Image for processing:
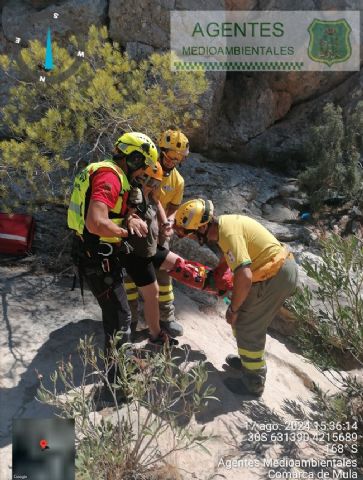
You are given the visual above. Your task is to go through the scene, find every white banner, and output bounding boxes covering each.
[171,10,360,71]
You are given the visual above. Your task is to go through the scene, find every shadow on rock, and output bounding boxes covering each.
[0,318,103,449]
[137,344,260,426]
[228,401,347,479]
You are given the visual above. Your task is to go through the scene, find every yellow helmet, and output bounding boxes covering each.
[114,132,158,168]
[175,199,214,230]
[158,129,189,156]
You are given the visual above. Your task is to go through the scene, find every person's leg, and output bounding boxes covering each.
[153,248,183,336]
[124,273,140,336]
[226,258,298,395]
[138,280,160,338]
[158,250,180,271]
[125,256,161,338]
[79,258,131,384]
[155,268,176,320]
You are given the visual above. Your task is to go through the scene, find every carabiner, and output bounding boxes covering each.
[98,242,113,257]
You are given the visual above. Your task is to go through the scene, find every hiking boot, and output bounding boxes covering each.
[224,364,267,397]
[160,319,183,337]
[225,354,243,371]
[92,382,130,410]
[130,321,138,342]
[223,376,264,397]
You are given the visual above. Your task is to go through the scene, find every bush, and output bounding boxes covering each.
[36,334,217,480]
[0,25,208,210]
[289,233,363,369]
[288,233,363,467]
[310,376,363,467]
[298,102,363,212]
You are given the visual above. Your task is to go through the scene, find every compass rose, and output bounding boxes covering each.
[2,1,86,84]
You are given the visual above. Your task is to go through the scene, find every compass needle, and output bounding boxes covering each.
[44,27,54,72]
[2,1,85,84]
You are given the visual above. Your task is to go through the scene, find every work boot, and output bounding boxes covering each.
[130,320,138,341]
[160,319,183,337]
[92,382,130,410]
[225,354,243,371]
[224,365,267,397]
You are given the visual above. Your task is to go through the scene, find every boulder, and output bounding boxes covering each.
[206,0,363,166]
[262,202,299,223]
[2,0,108,45]
[109,0,226,150]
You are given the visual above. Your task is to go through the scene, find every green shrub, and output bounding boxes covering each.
[289,233,363,369]
[36,334,217,480]
[310,376,363,467]
[298,102,363,212]
[0,25,208,210]
[288,234,363,467]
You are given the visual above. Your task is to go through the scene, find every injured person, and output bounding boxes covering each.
[123,166,234,346]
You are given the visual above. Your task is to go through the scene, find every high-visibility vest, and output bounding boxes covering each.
[67,160,130,244]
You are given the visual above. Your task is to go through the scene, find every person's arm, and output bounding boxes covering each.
[86,170,148,238]
[86,200,148,238]
[225,265,252,327]
[157,200,174,237]
[86,200,128,238]
[165,203,179,219]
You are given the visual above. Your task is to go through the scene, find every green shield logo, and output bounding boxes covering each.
[308,19,352,67]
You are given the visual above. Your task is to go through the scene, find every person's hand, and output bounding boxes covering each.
[128,214,148,237]
[226,305,238,327]
[161,220,174,238]
[128,187,143,206]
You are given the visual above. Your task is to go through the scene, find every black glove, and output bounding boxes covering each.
[149,330,179,347]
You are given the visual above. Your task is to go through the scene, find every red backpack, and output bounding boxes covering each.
[0,213,35,255]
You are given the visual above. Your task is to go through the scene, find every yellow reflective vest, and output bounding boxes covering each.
[67,160,130,244]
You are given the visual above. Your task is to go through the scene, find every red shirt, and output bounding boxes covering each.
[90,170,121,209]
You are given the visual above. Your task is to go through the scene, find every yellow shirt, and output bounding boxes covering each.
[159,169,184,210]
[218,215,283,272]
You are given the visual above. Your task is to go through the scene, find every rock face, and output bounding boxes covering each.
[0,0,362,167]
[1,0,108,44]
[211,69,362,171]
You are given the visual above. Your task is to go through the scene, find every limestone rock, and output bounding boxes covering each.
[189,71,226,151]
[109,0,225,49]
[262,202,299,223]
[278,183,300,198]
[2,0,108,45]
[171,237,220,267]
[125,41,154,61]
[220,68,362,171]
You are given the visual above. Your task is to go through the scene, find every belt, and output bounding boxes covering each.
[252,248,294,283]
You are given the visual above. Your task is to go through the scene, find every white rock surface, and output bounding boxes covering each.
[0,266,346,479]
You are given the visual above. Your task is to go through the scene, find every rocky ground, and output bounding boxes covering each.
[0,265,353,480]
